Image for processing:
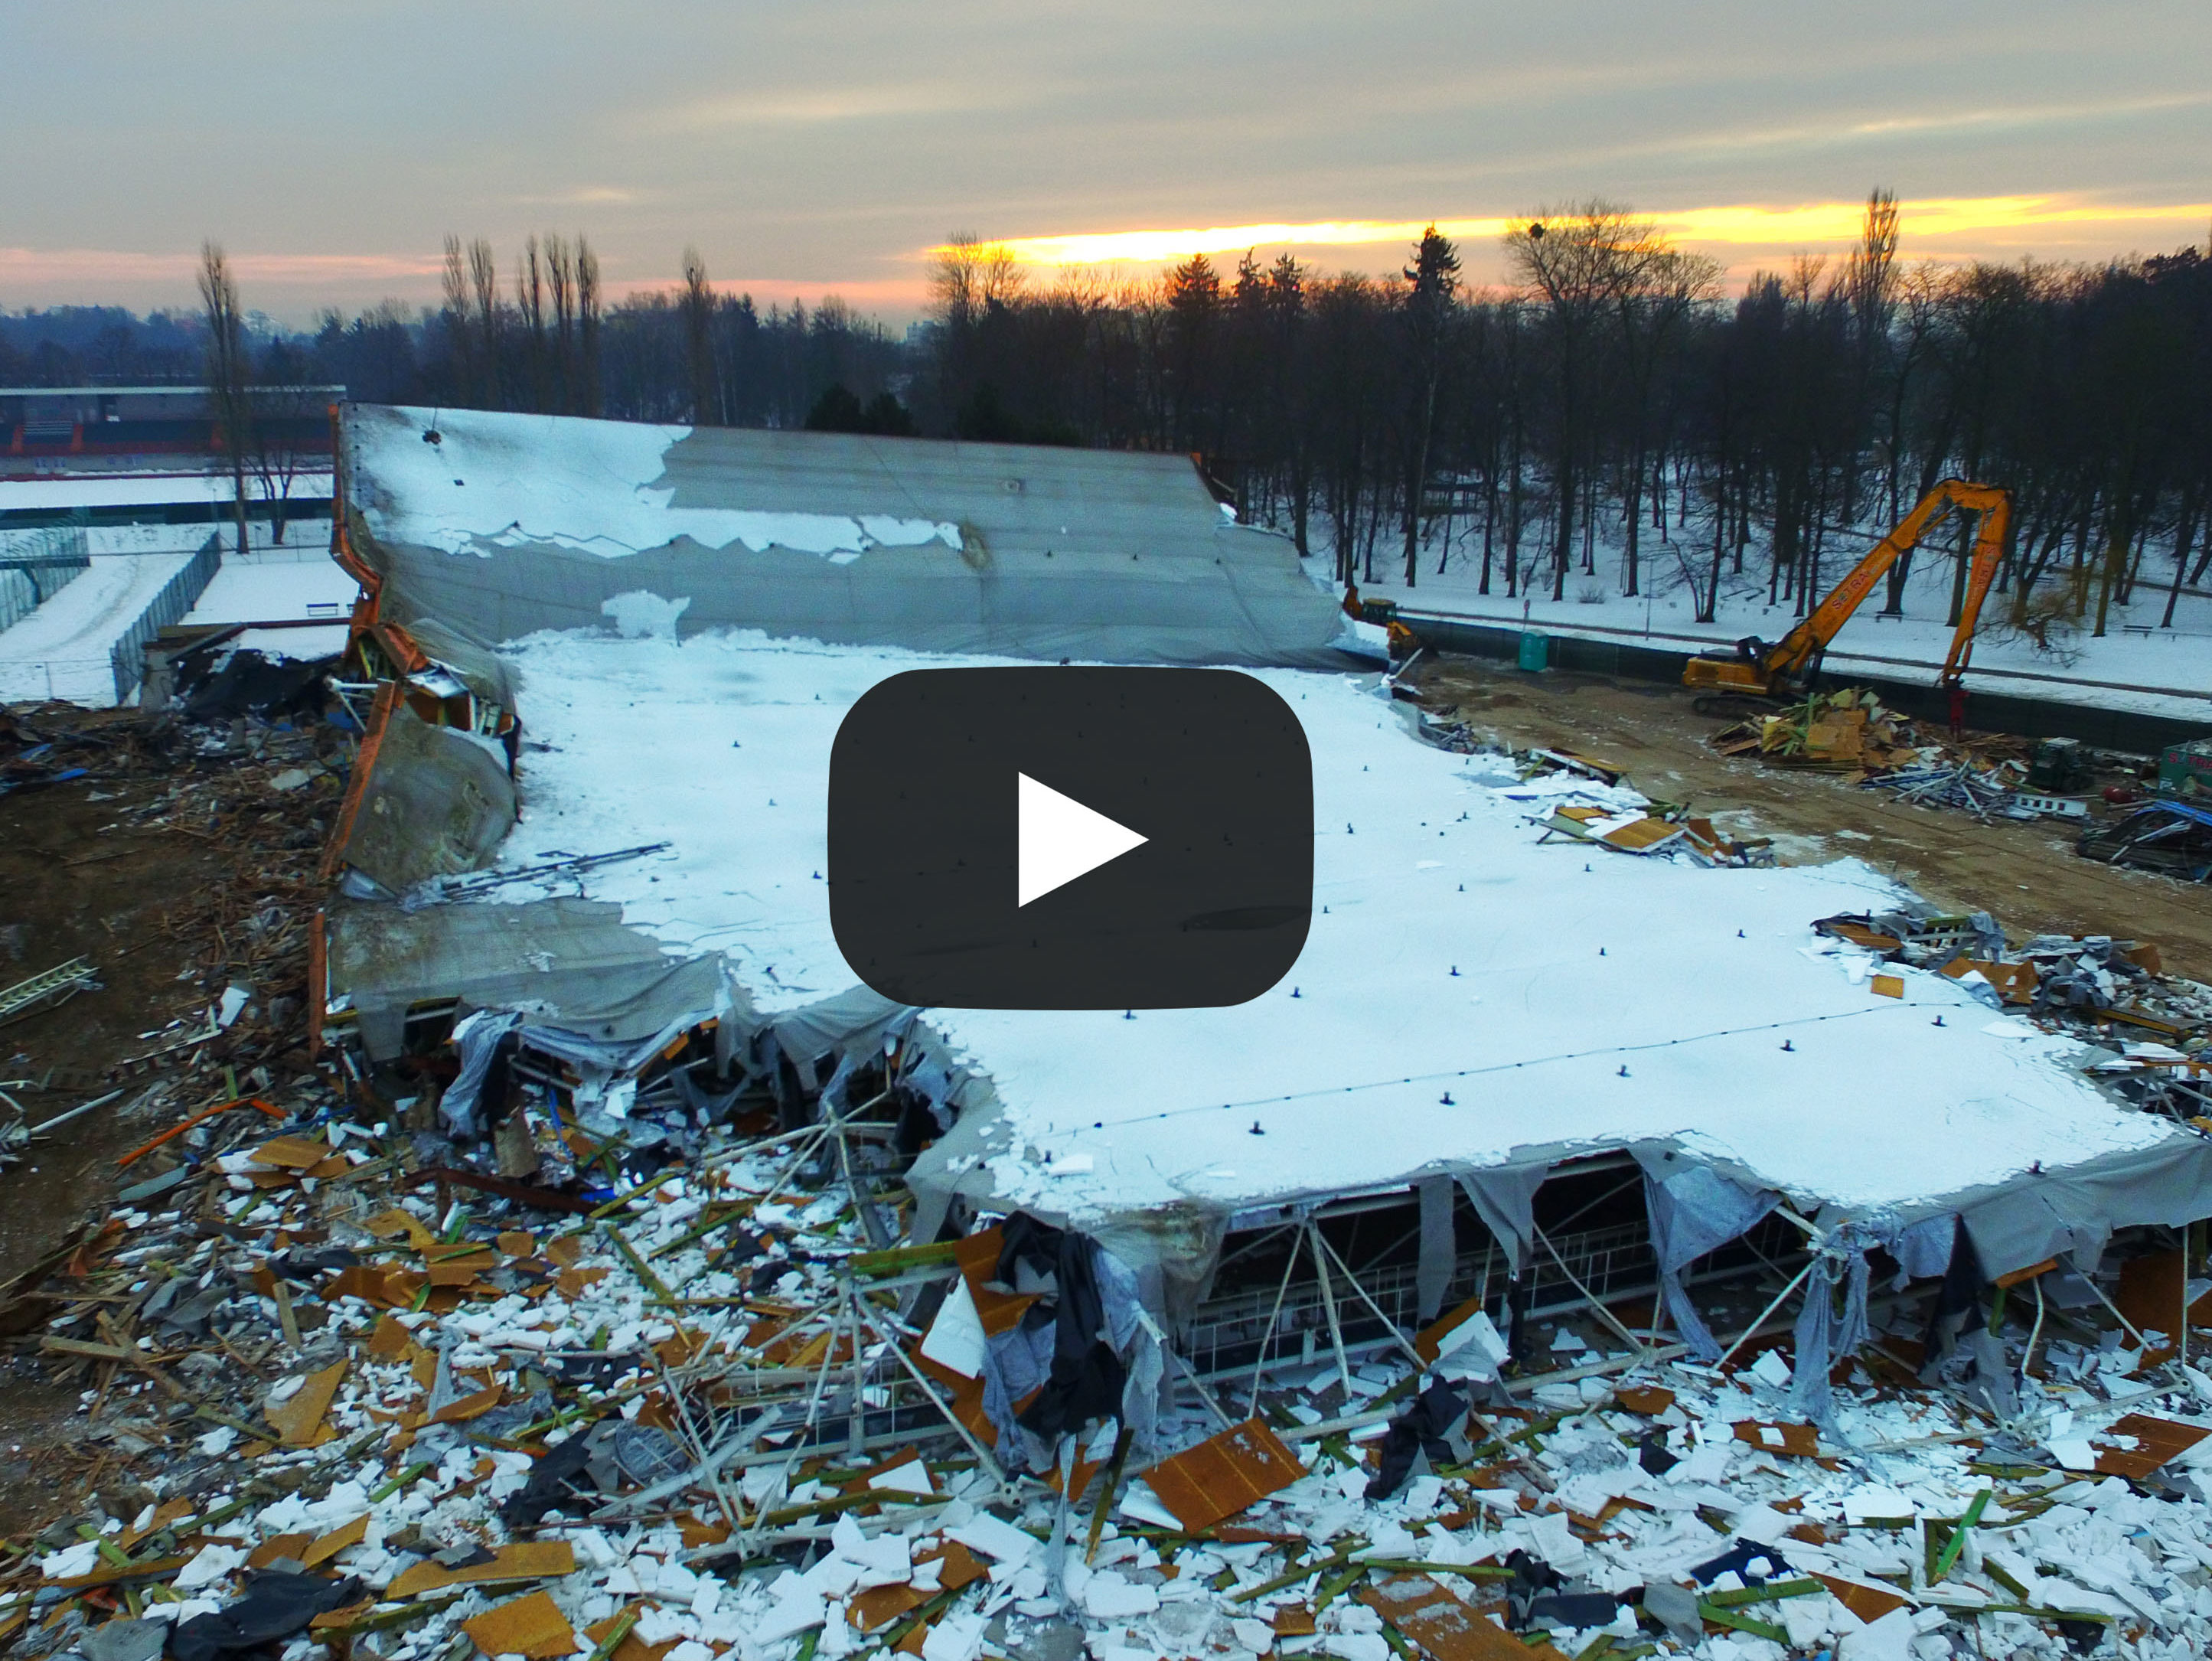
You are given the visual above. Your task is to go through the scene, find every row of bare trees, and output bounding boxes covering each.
[913,197,2212,635]
[174,197,2212,635]
[440,233,603,416]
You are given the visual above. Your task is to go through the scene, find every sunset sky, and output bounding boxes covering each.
[4,0,2207,321]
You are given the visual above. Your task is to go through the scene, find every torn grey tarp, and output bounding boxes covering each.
[441,1009,522,1139]
[339,703,515,893]
[1786,1220,1876,1428]
[1458,1161,1548,1278]
[326,896,736,1062]
[1949,1135,2212,1281]
[765,984,918,1084]
[1639,1150,1780,1362]
[1891,1212,1959,1285]
[1417,1177,1454,1323]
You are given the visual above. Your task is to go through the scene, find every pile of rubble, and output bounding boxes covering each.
[1710,690,1924,775]
[1,706,168,801]
[0,700,341,1128]
[1412,728,1775,870]
[11,1082,2212,1661]
[1707,691,2162,830]
[12,680,2212,1661]
[2079,801,2212,885]
[1812,903,2212,1125]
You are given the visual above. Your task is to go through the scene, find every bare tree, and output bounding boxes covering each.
[681,247,717,424]
[442,235,476,401]
[929,232,1024,328]
[197,241,255,556]
[250,339,318,544]
[517,237,548,412]
[1838,188,1900,535]
[468,238,501,406]
[1614,243,1721,596]
[577,235,602,417]
[546,233,576,413]
[1504,201,1657,599]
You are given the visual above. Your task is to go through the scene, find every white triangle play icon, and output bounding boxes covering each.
[1018,773,1148,907]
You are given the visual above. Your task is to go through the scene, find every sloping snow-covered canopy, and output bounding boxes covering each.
[344,404,1344,665]
[481,628,2205,1280]
[323,404,2212,1328]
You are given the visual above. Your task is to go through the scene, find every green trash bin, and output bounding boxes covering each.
[1516,631,1549,673]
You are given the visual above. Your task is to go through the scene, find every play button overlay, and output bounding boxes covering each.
[1017,774,1147,906]
[829,667,1312,1010]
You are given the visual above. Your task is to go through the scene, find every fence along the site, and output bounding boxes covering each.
[0,526,92,633]
[109,535,221,703]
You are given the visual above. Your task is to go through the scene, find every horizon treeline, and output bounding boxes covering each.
[7,193,2210,635]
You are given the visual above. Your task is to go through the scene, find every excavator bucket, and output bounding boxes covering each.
[1682,656,1770,693]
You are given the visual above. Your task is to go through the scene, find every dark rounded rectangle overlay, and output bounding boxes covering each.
[829,667,1313,1010]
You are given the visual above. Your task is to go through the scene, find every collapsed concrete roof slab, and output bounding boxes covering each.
[328,693,515,896]
[326,894,728,1061]
[342,404,1345,665]
[481,627,2196,1277]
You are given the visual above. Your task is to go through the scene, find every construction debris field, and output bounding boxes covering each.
[0,703,339,1269]
[7,403,2212,1661]
[1403,656,2212,982]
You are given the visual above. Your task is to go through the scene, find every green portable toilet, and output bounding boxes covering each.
[1517,631,1549,673]
[2161,738,2212,798]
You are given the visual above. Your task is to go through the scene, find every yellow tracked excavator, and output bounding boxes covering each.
[1682,479,2012,707]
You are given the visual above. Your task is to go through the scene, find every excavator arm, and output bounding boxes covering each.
[1935,485,2012,688]
[1686,479,2012,699]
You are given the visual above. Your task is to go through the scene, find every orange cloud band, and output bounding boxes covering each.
[974,197,2212,266]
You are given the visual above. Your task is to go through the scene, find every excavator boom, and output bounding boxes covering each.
[1683,480,2012,700]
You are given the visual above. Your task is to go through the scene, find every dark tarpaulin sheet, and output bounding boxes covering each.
[1947,1135,2212,1281]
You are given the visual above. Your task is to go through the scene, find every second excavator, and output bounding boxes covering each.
[1682,479,2012,709]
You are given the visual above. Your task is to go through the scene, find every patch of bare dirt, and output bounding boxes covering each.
[1408,657,2212,980]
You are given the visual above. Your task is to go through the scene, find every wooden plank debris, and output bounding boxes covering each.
[1139,1417,1306,1533]
[387,1542,577,1598]
[462,1591,576,1659]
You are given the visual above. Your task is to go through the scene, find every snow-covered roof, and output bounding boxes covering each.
[328,403,2208,1278]
[484,628,2182,1238]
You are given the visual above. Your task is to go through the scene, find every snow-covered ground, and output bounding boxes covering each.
[185,535,357,628]
[0,551,191,703]
[0,471,333,512]
[487,627,2171,1224]
[1346,524,2212,721]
